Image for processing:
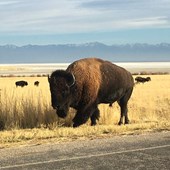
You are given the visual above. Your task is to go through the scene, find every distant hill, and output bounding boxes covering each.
[0,42,170,63]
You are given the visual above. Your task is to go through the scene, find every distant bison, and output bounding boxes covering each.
[15,80,28,87]
[34,81,39,86]
[135,76,151,83]
[48,58,134,127]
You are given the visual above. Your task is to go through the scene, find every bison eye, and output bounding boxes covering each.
[61,89,69,97]
[61,90,66,97]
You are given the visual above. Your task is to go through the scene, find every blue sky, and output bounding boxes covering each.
[0,0,170,46]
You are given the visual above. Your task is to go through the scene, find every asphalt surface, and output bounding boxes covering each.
[0,131,170,170]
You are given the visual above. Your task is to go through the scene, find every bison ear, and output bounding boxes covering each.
[66,73,75,87]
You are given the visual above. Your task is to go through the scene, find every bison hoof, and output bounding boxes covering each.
[125,120,129,124]
[118,121,123,126]
[91,122,97,126]
[73,123,79,128]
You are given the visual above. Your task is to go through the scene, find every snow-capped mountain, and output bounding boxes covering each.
[0,42,170,63]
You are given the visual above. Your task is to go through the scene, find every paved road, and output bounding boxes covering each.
[0,131,170,170]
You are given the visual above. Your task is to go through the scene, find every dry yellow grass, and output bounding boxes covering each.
[0,75,170,147]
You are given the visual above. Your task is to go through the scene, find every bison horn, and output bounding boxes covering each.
[68,73,75,87]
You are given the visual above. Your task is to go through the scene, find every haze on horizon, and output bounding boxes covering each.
[0,0,170,46]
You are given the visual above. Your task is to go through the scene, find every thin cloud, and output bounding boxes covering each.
[126,17,169,28]
[0,0,20,6]
[0,0,170,35]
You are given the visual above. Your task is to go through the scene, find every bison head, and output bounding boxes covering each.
[146,77,151,81]
[48,70,75,118]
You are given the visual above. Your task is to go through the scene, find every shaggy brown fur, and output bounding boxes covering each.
[67,58,102,106]
[48,58,134,127]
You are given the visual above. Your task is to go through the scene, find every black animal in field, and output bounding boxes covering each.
[48,58,134,127]
[15,80,28,87]
[34,81,39,86]
[135,76,151,83]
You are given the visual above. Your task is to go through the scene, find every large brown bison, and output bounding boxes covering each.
[48,58,134,127]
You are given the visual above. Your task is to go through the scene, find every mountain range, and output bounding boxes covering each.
[0,42,170,63]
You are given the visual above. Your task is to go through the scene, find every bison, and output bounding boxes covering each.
[135,76,151,83]
[48,58,134,127]
[15,80,28,87]
[34,81,40,86]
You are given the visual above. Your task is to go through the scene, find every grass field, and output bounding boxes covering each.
[0,75,170,147]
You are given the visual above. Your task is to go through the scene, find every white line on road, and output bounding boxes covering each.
[0,144,170,169]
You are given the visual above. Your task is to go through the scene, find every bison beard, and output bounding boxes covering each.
[48,58,134,127]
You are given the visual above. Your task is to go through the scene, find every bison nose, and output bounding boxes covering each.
[52,105,60,110]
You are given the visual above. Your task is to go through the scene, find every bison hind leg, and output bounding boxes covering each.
[90,108,100,126]
[118,104,129,125]
[118,88,133,125]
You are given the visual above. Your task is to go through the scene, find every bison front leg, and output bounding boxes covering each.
[73,105,97,127]
[90,108,100,126]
